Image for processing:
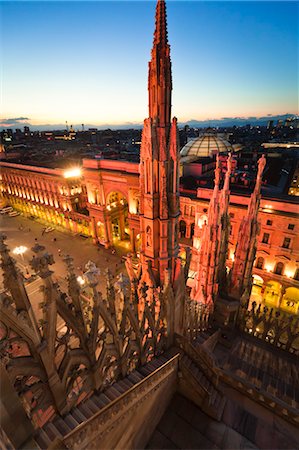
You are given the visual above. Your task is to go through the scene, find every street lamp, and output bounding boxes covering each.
[63,168,82,179]
[77,275,85,286]
[13,245,28,262]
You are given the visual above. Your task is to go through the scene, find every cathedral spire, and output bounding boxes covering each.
[229,155,266,303]
[135,0,180,290]
[153,0,168,47]
[148,0,172,127]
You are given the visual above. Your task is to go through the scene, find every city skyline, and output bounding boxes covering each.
[1,1,298,129]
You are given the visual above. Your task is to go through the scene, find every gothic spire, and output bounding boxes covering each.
[135,0,180,291]
[148,0,172,127]
[153,0,168,48]
[229,155,266,301]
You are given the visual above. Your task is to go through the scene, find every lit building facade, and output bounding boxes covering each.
[188,188,299,314]
[0,162,90,235]
[1,158,298,313]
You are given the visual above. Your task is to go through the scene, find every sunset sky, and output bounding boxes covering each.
[1,1,298,128]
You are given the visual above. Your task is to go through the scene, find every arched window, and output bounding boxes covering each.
[274,262,284,276]
[190,223,195,238]
[146,226,152,247]
[256,257,264,270]
[179,220,186,238]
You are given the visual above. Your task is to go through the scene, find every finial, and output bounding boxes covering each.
[153,0,168,47]
[30,244,54,278]
[223,152,232,191]
[214,153,221,187]
[83,261,101,287]
[254,154,266,193]
[257,154,266,177]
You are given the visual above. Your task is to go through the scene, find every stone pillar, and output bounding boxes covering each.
[91,217,98,244]
[65,217,70,230]
[0,364,37,449]
[185,223,191,239]
[104,214,112,248]
[119,210,126,240]
[130,228,136,254]
[279,286,286,308]
[73,220,78,234]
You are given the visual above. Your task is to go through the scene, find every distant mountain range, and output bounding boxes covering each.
[0,114,297,132]
[179,114,297,129]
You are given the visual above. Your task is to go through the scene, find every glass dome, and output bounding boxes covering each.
[180,133,235,159]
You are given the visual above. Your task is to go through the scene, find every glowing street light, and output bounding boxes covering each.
[13,246,28,269]
[63,168,82,179]
[77,275,85,286]
[13,245,28,257]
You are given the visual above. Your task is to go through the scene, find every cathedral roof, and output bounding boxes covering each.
[180,133,241,160]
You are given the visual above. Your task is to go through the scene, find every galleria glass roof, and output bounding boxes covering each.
[180,133,234,158]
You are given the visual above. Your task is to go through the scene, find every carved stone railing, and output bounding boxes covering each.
[183,298,210,341]
[175,334,220,388]
[0,235,172,428]
[62,354,179,450]
[239,302,299,355]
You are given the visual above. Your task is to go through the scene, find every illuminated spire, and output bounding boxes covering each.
[135,0,180,289]
[229,155,266,302]
[153,0,168,47]
[148,0,172,127]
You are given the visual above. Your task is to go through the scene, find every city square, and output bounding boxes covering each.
[0,0,298,449]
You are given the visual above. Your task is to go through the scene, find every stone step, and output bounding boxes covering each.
[52,416,72,436]
[91,394,106,409]
[209,388,218,406]
[35,428,52,450]
[43,422,63,441]
[112,382,126,395]
[190,365,200,377]
[85,398,100,414]
[97,392,112,406]
[105,385,122,401]
[127,371,144,384]
[71,407,87,423]
[181,354,192,369]
[117,378,134,391]
[78,402,94,419]
[139,365,153,376]
[64,413,79,430]
[182,354,211,391]
[146,359,164,371]
[36,353,175,445]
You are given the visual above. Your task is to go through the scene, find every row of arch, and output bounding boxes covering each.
[2,171,62,194]
[251,275,299,315]
[255,256,299,280]
[179,220,195,239]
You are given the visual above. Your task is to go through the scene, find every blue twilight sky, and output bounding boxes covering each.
[0,1,298,128]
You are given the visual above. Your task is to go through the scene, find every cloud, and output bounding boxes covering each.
[0,117,30,128]
[1,117,29,124]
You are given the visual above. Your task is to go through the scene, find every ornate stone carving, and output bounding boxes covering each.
[0,236,169,427]
[239,301,299,355]
[229,155,266,301]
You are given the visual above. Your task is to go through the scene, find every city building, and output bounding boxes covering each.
[1,146,298,313]
[0,1,299,449]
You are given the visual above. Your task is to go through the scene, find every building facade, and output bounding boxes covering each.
[0,1,298,448]
[1,158,299,313]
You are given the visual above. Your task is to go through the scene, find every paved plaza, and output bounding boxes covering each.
[0,213,127,315]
